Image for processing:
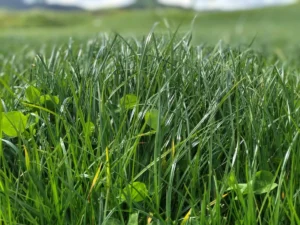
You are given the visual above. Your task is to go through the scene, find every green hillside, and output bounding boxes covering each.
[0,2,299,54]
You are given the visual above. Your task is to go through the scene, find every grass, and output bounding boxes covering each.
[1,5,300,225]
[1,3,300,53]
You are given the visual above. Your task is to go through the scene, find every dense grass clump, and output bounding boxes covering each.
[1,32,300,225]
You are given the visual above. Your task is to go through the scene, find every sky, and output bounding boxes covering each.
[193,0,296,10]
[45,0,134,9]
[26,0,297,10]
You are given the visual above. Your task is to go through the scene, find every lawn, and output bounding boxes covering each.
[1,4,300,225]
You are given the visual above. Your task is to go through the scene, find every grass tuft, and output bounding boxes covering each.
[0,30,300,224]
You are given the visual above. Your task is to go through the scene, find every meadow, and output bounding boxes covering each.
[1,3,300,225]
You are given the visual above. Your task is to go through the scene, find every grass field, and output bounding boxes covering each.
[1,4,300,225]
[1,3,300,52]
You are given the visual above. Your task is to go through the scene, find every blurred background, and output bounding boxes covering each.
[0,0,299,56]
[1,0,297,10]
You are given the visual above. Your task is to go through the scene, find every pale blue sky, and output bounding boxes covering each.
[46,0,134,9]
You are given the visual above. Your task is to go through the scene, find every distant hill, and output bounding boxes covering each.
[29,3,83,11]
[0,0,30,9]
[0,0,183,11]
[127,0,161,9]
[0,0,83,11]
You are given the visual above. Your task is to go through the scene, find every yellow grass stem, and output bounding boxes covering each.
[87,163,102,202]
[23,145,30,171]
